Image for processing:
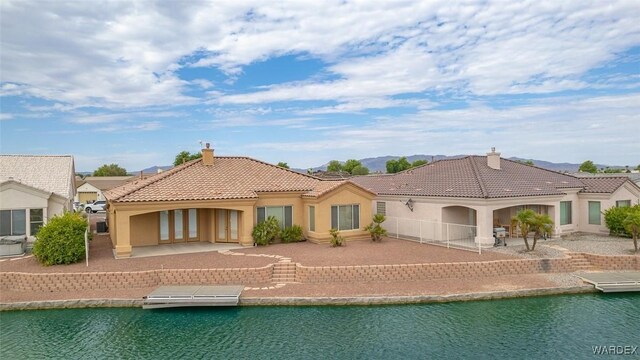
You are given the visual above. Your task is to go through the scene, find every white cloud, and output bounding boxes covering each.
[2,0,639,113]
[247,93,640,166]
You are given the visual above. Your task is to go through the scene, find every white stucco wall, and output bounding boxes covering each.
[0,182,71,239]
[578,183,640,234]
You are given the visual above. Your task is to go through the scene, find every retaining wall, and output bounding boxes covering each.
[295,257,577,283]
[1,266,273,292]
[581,253,640,270]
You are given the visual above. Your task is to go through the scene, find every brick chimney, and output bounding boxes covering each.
[487,147,501,170]
[202,142,214,166]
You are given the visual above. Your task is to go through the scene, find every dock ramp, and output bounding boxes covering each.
[143,285,244,309]
[578,272,640,293]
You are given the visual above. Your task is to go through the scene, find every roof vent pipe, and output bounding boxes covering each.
[487,147,501,170]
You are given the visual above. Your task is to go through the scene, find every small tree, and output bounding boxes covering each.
[173,151,202,166]
[364,214,387,241]
[93,163,127,176]
[411,159,428,167]
[512,209,535,251]
[579,160,598,174]
[277,162,290,169]
[351,165,370,175]
[342,159,362,174]
[329,228,345,247]
[622,208,640,252]
[386,157,412,173]
[327,160,343,172]
[32,212,89,266]
[528,213,554,251]
[604,206,633,237]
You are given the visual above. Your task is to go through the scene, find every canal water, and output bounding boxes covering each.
[1,293,638,359]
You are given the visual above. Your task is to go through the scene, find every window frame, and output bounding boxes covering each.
[309,206,315,232]
[330,204,360,231]
[376,201,386,215]
[616,200,631,208]
[256,205,293,229]
[560,201,572,225]
[588,201,601,225]
[29,208,44,236]
[0,209,27,236]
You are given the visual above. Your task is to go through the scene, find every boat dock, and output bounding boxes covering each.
[143,285,244,309]
[578,272,640,293]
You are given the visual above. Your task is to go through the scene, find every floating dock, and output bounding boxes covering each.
[143,285,244,309]
[578,272,640,293]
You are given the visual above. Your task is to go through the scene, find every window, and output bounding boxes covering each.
[188,209,198,238]
[560,201,572,225]
[616,200,631,208]
[376,201,386,215]
[588,201,601,225]
[30,209,44,236]
[331,204,360,231]
[257,206,293,229]
[0,209,26,236]
[309,206,315,232]
[159,211,169,241]
[174,210,183,240]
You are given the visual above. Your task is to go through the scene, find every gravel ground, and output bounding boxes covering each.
[236,238,516,266]
[485,232,639,258]
[0,235,276,274]
[545,232,638,256]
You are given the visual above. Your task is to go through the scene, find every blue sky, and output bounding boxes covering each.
[1,1,639,172]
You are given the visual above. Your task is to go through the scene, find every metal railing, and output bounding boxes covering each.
[382,216,481,254]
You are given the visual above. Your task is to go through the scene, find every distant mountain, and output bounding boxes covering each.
[138,165,173,174]
[295,155,621,174]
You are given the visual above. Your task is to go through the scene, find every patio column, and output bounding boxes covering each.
[114,211,132,258]
[474,207,494,246]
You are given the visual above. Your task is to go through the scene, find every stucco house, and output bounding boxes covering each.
[352,149,640,247]
[104,145,375,258]
[75,176,135,203]
[0,155,76,240]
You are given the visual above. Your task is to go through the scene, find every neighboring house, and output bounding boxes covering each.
[571,172,640,187]
[352,149,640,246]
[75,176,135,203]
[104,145,375,258]
[311,170,353,179]
[0,155,76,240]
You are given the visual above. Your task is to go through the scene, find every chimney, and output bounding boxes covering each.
[202,142,214,166]
[487,147,501,170]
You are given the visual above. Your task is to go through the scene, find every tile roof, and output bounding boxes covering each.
[352,156,589,199]
[0,155,75,199]
[578,177,631,193]
[106,156,370,203]
[302,180,376,198]
[81,176,136,191]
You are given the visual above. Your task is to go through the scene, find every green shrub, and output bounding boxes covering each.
[32,212,89,266]
[364,214,387,241]
[604,205,639,237]
[252,216,281,246]
[281,225,304,243]
[329,228,345,247]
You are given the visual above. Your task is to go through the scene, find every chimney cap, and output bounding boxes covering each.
[205,142,210,149]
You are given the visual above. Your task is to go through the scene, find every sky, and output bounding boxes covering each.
[1,0,639,172]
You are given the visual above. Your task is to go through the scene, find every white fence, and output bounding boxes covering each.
[382,216,481,253]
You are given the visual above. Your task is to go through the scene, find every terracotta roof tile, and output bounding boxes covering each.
[105,157,322,202]
[352,156,587,199]
[578,177,630,193]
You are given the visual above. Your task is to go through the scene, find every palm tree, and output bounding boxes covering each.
[622,210,640,252]
[512,209,535,251]
[528,213,554,251]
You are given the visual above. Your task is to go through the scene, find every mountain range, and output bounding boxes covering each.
[296,155,624,174]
